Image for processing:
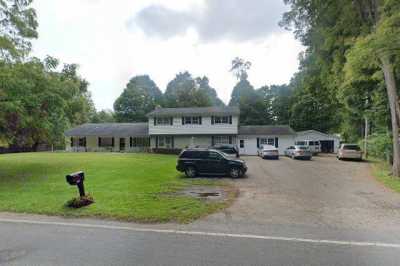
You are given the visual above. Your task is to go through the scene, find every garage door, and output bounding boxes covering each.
[320,140,334,153]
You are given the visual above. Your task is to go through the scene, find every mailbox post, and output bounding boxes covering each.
[66,171,85,197]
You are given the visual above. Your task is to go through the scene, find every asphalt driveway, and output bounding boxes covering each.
[188,155,400,242]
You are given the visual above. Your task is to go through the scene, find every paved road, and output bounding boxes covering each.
[2,155,400,265]
[1,217,400,266]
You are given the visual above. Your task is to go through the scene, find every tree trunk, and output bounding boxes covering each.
[364,116,369,159]
[380,55,400,177]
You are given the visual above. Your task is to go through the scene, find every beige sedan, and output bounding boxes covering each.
[337,144,363,160]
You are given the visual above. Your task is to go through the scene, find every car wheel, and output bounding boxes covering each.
[229,167,242,178]
[185,166,197,178]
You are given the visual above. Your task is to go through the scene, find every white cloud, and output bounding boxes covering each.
[31,0,304,110]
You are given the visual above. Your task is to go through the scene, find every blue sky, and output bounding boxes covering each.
[32,0,304,110]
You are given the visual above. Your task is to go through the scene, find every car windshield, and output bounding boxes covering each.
[296,146,309,150]
[343,145,361,151]
[221,149,236,154]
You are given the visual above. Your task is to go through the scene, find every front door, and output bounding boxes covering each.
[119,138,125,151]
[239,139,245,155]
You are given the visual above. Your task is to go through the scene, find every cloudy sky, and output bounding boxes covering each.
[32,0,304,110]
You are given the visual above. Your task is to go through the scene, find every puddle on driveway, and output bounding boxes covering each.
[181,186,226,201]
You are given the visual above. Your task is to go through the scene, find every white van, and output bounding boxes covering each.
[295,140,321,155]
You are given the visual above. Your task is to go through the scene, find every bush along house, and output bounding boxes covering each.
[64,106,298,155]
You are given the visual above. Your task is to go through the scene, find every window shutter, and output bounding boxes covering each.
[70,137,73,147]
[275,137,279,148]
[257,138,260,148]
[229,136,232,144]
[130,137,133,147]
[170,117,173,125]
[211,136,215,146]
[155,136,159,148]
[182,117,185,125]
[98,137,101,147]
[171,136,175,148]
[199,116,202,125]
[112,137,114,147]
[84,137,87,147]
[229,116,232,124]
[211,116,214,125]
[154,117,156,126]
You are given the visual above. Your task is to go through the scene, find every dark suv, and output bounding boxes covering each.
[176,148,247,178]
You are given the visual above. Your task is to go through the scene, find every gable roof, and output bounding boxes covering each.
[64,123,148,137]
[238,125,295,135]
[147,106,240,117]
[296,130,340,139]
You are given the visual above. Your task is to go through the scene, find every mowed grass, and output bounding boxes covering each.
[372,161,400,193]
[0,152,234,223]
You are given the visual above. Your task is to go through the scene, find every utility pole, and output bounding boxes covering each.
[364,116,369,159]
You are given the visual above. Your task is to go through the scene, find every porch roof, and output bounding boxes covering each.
[65,123,149,137]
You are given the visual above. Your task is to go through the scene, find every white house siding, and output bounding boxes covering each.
[295,131,340,153]
[237,135,295,155]
[150,135,237,149]
[149,116,238,135]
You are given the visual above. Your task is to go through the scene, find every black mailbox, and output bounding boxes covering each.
[66,171,86,197]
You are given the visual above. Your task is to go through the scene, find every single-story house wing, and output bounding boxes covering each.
[238,125,296,155]
[64,123,150,152]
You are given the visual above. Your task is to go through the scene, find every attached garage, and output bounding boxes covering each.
[295,130,341,153]
[238,126,296,155]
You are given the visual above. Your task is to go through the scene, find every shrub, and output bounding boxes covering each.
[66,195,94,208]
[362,132,392,162]
[152,148,182,155]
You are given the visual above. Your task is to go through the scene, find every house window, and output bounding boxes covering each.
[212,116,231,124]
[240,140,244,148]
[157,136,173,148]
[260,138,275,146]
[214,136,230,145]
[99,137,114,147]
[155,117,172,125]
[130,137,150,147]
[78,137,86,147]
[182,116,202,125]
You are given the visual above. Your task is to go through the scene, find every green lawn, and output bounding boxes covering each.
[0,152,234,223]
[372,161,400,193]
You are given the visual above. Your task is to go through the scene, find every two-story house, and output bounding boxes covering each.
[65,106,297,155]
[147,106,240,150]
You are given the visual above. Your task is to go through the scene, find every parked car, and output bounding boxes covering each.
[337,144,363,161]
[295,140,321,155]
[176,148,247,178]
[285,145,312,160]
[257,145,279,159]
[211,144,239,158]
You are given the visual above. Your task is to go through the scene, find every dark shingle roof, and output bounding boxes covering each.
[238,125,295,135]
[147,106,239,117]
[64,123,148,137]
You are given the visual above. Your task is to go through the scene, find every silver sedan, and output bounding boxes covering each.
[285,145,312,160]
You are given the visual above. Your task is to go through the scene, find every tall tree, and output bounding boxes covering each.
[114,75,162,122]
[195,76,225,106]
[0,0,38,60]
[229,79,256,106]
[0,57,93,148]
[90,110,115,123]
[282,0,400,176]
[164,72,212,108]
[230,57,252,81]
